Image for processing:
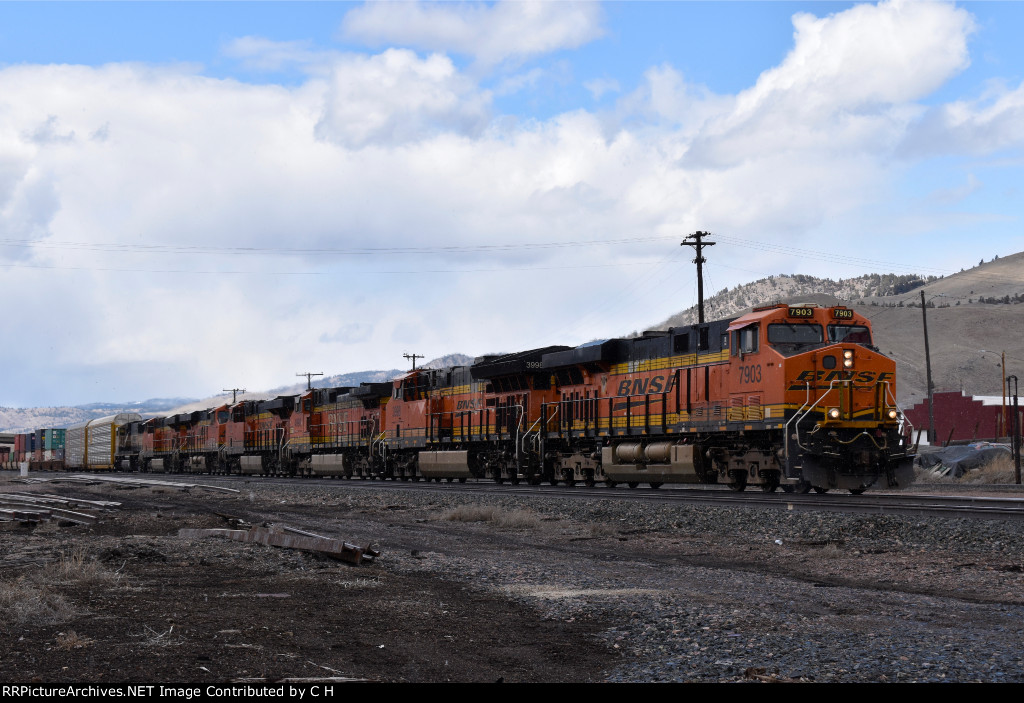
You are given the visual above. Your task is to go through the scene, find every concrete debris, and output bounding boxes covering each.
[178,525,380,565]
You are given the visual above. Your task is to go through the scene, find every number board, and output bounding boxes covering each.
[832,309,855,319]
[788,307,815,318]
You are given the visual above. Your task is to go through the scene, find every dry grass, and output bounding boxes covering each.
[917,452,1020,484]
[587,522,619,537]
[958,454,1018,484]
[0,578,77,626]
[55,629,95,650]
[443,504,542,529]
[0,547,124,629]
[42,548,123,587]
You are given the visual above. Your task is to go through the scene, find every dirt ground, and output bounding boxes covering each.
[3,473,1024,684]
[0,476,618,684]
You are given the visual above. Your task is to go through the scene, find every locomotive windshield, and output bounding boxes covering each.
[828,325,872,344]
[767,323,824,354]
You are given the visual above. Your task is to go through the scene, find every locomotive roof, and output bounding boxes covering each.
[542,318,737,369]
[351,382,392,398]
[470,345,571,380]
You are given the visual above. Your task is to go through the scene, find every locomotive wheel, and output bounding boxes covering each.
[849,488,867,495]
[511,477,521,485]
[795,481,812,494]
[761,483,778,493]
[727,482,746,492]
[648,482,662,489]
[458,477,467,483]
[813,486,829,494]
[627,481,639,489]
[584,478,595,488]
[605,479,618,488]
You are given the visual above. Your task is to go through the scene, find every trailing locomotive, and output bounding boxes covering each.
[18,302,915,494]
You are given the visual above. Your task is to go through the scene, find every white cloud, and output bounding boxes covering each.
[315,49,491,147]
[899,79,1024,157]
[340,0,605,70]
[583,77,620,101]
[222,36,328,73]
[687,0,975,168]
[0,0,1016,408]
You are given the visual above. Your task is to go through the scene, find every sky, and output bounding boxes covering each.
[1,0,1023,407]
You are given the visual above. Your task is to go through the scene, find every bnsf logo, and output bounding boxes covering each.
[788,370,892,390]
[456,400,483,410]
[616,375,678,396]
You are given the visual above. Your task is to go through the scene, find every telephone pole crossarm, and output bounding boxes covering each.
[682,231,716,324]
[296,372,324,391]
[222,388,246,404]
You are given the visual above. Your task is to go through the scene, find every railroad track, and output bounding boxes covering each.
[18,470,1024,523]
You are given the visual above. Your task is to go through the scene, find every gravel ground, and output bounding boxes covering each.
[256,480,1024,683]
[4,475,1024,682]
[378,486,1024,682]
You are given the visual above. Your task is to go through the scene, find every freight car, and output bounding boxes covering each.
[21,303,915,494]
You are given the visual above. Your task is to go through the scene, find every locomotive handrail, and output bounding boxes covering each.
[785,380,840,458]
[881,380,915,447]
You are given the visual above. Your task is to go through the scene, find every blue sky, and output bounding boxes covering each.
[0,1,1022,407]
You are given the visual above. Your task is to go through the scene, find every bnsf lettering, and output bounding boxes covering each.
[615,374,678,397]
[789,370,892,390]
[456,400,482,410]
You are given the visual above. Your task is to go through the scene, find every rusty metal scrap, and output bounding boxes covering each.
[178,525,380,565]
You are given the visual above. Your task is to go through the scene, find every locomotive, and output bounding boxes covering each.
[57,301,908,494]
[8,302,914,494]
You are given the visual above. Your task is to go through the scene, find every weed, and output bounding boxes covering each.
[42,548,122,587]
[55,630,94,650]
[443,504,541,529]
[0,578,77,626]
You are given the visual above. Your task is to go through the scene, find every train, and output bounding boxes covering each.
[4,302,916,494]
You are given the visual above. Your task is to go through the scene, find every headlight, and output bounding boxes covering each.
[828,408,841,420]
[887,409,899,420]
[843,349,854,368]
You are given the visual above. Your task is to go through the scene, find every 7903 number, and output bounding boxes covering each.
[739,364,762,384]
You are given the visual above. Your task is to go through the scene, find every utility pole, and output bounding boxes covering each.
[222,388,246,404]
[403,352,424,370]
[1002,352,1008,437]
[682,231,715,324]
[1008,375,1020,485]
[296,372,323,391]
[921,290,936,444]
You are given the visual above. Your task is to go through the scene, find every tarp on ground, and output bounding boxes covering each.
[915,443,1012,478]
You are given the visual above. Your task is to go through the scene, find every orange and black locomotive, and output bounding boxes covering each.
[64,303,914,494]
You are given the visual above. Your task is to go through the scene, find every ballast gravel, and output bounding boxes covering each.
[320,483,1024,683]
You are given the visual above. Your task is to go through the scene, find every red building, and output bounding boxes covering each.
[904,391,1022,443]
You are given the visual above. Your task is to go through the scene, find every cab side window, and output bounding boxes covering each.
[737,325,758,354]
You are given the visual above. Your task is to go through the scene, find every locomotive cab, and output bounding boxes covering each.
[728,303,914,492]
